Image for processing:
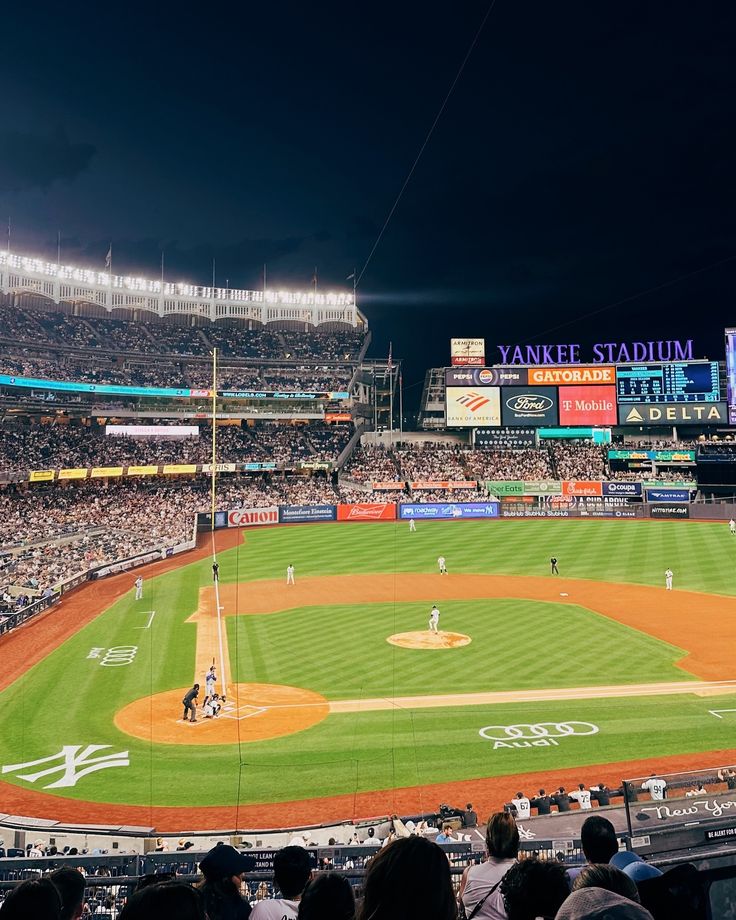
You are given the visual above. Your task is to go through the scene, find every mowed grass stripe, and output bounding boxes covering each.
[228,600,689,697]
[223,519,736,595]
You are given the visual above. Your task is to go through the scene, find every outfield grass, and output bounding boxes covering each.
[0,518,733,809]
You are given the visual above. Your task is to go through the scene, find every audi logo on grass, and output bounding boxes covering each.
[479,721,599,749]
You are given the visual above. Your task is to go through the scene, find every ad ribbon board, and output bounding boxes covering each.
[279,504,337,523]
[399,502,499,519]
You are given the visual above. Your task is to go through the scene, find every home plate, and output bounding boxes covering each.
[560,592,569,597]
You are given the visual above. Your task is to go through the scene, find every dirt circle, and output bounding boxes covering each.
[114,682,330,746]
[387,630,472,649]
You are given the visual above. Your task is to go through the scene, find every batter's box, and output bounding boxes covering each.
[221,701,268,721]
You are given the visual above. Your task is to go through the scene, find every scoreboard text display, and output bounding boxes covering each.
[616,361,720,403]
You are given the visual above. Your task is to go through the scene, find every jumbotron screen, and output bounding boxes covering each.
[616,361,720,403]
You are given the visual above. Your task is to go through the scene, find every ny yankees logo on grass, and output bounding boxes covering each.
[2,745,129,789]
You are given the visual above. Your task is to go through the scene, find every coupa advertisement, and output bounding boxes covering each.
[399,502,499,520]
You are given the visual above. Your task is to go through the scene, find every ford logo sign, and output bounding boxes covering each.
[506,394,553,412]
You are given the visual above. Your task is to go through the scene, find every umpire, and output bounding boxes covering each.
[182,683,200,723]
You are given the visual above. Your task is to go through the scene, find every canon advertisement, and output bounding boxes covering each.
[227,507,279,527]
[501,387,558,426]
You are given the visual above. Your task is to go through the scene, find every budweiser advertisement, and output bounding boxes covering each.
[371,481,403,490]
[558,386,617,425]
[227,506,279,527]
[337,502,397,521]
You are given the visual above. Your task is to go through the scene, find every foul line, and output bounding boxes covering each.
[135,611,156,630]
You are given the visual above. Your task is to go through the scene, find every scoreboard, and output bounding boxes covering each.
[616,361,720,403]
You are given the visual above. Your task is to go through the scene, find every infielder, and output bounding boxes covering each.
[730,519,736,535]
[286,564,295,585]
[428,604,440,632]
[409,518,416,532]
[134,575,143,600]
[665,567,673,590]
[550,557,559,575]
[437,555,447,574]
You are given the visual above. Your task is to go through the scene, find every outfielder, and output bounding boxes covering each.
[286,564,295,585]
[730,519,736,535]
[134,575,143,600]
[665,567,673,590]
[437,555,447,574]
[409,518,416,532]
[428,604,440,632]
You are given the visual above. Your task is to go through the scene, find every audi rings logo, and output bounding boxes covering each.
[100,646,138,667]
[479,721,599,750]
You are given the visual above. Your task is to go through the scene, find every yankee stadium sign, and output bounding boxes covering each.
[496,340,693,365]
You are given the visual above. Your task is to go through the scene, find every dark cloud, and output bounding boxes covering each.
[0,128,95,193]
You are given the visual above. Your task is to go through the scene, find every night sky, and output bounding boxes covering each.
[2,2,736,410]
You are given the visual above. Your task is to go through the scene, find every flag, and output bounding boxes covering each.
[105,245,112,270]
[383,343,393,381]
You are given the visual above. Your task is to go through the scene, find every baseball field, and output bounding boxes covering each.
[2,517,736,830]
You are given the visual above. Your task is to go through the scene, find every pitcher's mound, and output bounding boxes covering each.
[114,682,329,746]
[387,631,471,649]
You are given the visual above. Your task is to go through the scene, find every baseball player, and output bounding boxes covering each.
[665,567,673,590]
[428,604,440,632]
[286,564,295,585]
[212,561,219,581]
[409,518,416,532]
[730,519,736,535]
[437,555,447,575]
[134,575,143,600]
[205,664,216,698]
[550,556,559,575]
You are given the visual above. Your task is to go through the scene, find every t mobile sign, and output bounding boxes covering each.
[559,386,617,425]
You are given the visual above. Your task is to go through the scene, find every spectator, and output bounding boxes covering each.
[554,888,654,919]
[572,865,641,902]
[119,882,207,920]
[500,858,570,920]
[251,846,312,920]
[458,812,519,919]
[358,836,456,920]
[47,868,86,920]
[0,878,62,919]
[298,872,355,920]
[435,824,457,844]
[567,815,620,884]
[462,803,478,828]
[196,843,255,920]
[609,852,663,884]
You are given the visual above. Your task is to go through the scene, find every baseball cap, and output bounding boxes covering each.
[200,844,256,878]
[610,850,663,881]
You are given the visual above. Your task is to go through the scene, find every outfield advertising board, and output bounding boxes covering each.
[523,480,563,495]
[445,386,501,427]
[450,337,485,366]
[409,480,477,490]
[228,507,279,527]
[602,481,642,497]
[618,402,727,425]
[645,488,692,502]
[563,480,603,497]
[445,367,528,387]
[474,427,536,449]
[501,387,558,426]
[528,366,615,385]
[608,449,696,462]
[485,481,524,495]
[371,481,404,490]
[649,503,690,517]
[399,502,499,519]
[279,504,337,523]
[337,502,397,521]
[558,386,617,425]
